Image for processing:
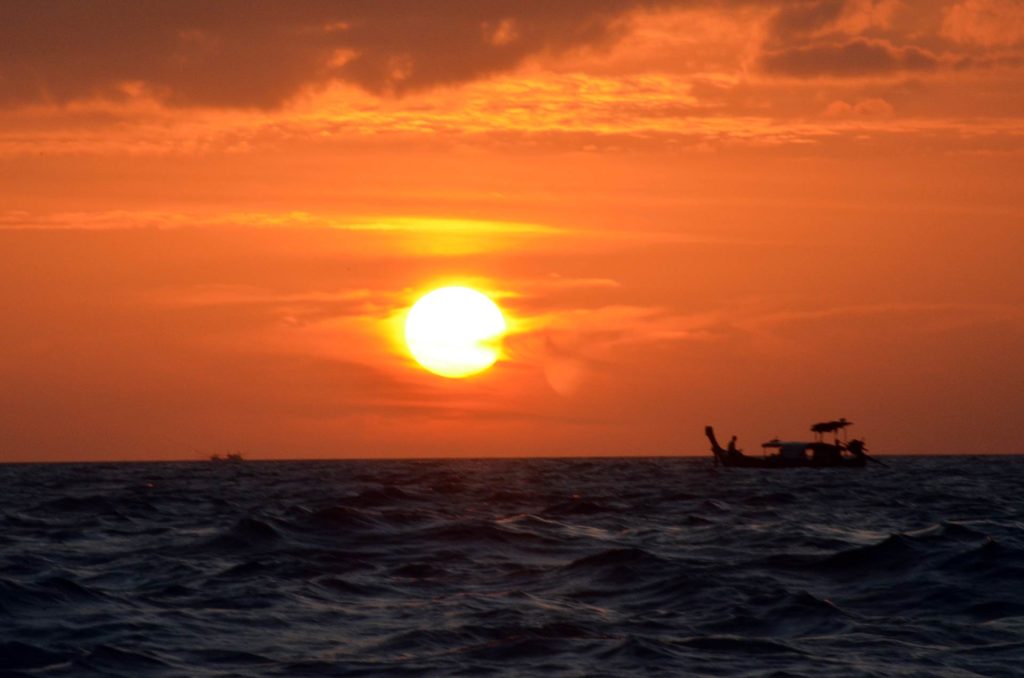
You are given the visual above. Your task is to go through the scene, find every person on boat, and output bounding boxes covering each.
[727,436,741,459]
[847,439,866,458]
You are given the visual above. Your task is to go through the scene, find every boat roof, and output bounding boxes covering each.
[811,418,852,433]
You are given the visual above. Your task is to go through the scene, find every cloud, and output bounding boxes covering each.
[745,303,1024,347]
[2,0,1022,155]
[767,0,900,41]
[760,38,941,77]
[769,0,847,40]
[154,285,392,325]
[943,0,1024,47]
[0,0,688,109]
[823,97,894,116]
[503,303,722,395]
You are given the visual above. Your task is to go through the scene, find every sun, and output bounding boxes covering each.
[404,286,506,378]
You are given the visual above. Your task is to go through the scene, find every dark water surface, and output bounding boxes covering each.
[2,457,1023,676]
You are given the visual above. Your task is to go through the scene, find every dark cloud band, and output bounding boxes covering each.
[760,38,941,77]
[0,0,687,108]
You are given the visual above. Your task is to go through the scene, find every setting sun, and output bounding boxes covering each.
[404,286,507,378]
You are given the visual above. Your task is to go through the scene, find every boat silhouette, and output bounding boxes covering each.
[706,420,884,468]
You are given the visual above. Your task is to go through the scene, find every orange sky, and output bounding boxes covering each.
[2,0,1023,460]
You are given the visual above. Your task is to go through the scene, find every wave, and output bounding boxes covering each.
[676,635,808,655]
[541,499,619,516]
[0,641,68,671]
[204,517,282,551]
[565,547,666,572]
[1,456,1023,676]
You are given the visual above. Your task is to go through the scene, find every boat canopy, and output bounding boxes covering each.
[811,418,852,433]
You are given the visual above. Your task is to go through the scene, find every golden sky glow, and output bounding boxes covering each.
[1,1,1023,460]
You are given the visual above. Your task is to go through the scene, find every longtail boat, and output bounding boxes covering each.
[706,419,884,468]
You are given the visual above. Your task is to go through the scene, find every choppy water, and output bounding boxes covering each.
[2,457,1023,676]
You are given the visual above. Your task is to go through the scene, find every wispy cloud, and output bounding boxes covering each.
[0,209,563,236]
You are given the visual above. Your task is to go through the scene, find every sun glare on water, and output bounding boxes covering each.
[404,286,507,378]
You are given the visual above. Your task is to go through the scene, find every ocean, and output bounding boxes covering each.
[1,456,1022,676]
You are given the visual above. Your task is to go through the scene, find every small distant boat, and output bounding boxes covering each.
[210,453,244,463]
[706,420,885,468]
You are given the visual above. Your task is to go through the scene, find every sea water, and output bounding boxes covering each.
[1,457,1022,676]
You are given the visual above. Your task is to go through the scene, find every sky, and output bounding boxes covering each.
[1,0,1023,461]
